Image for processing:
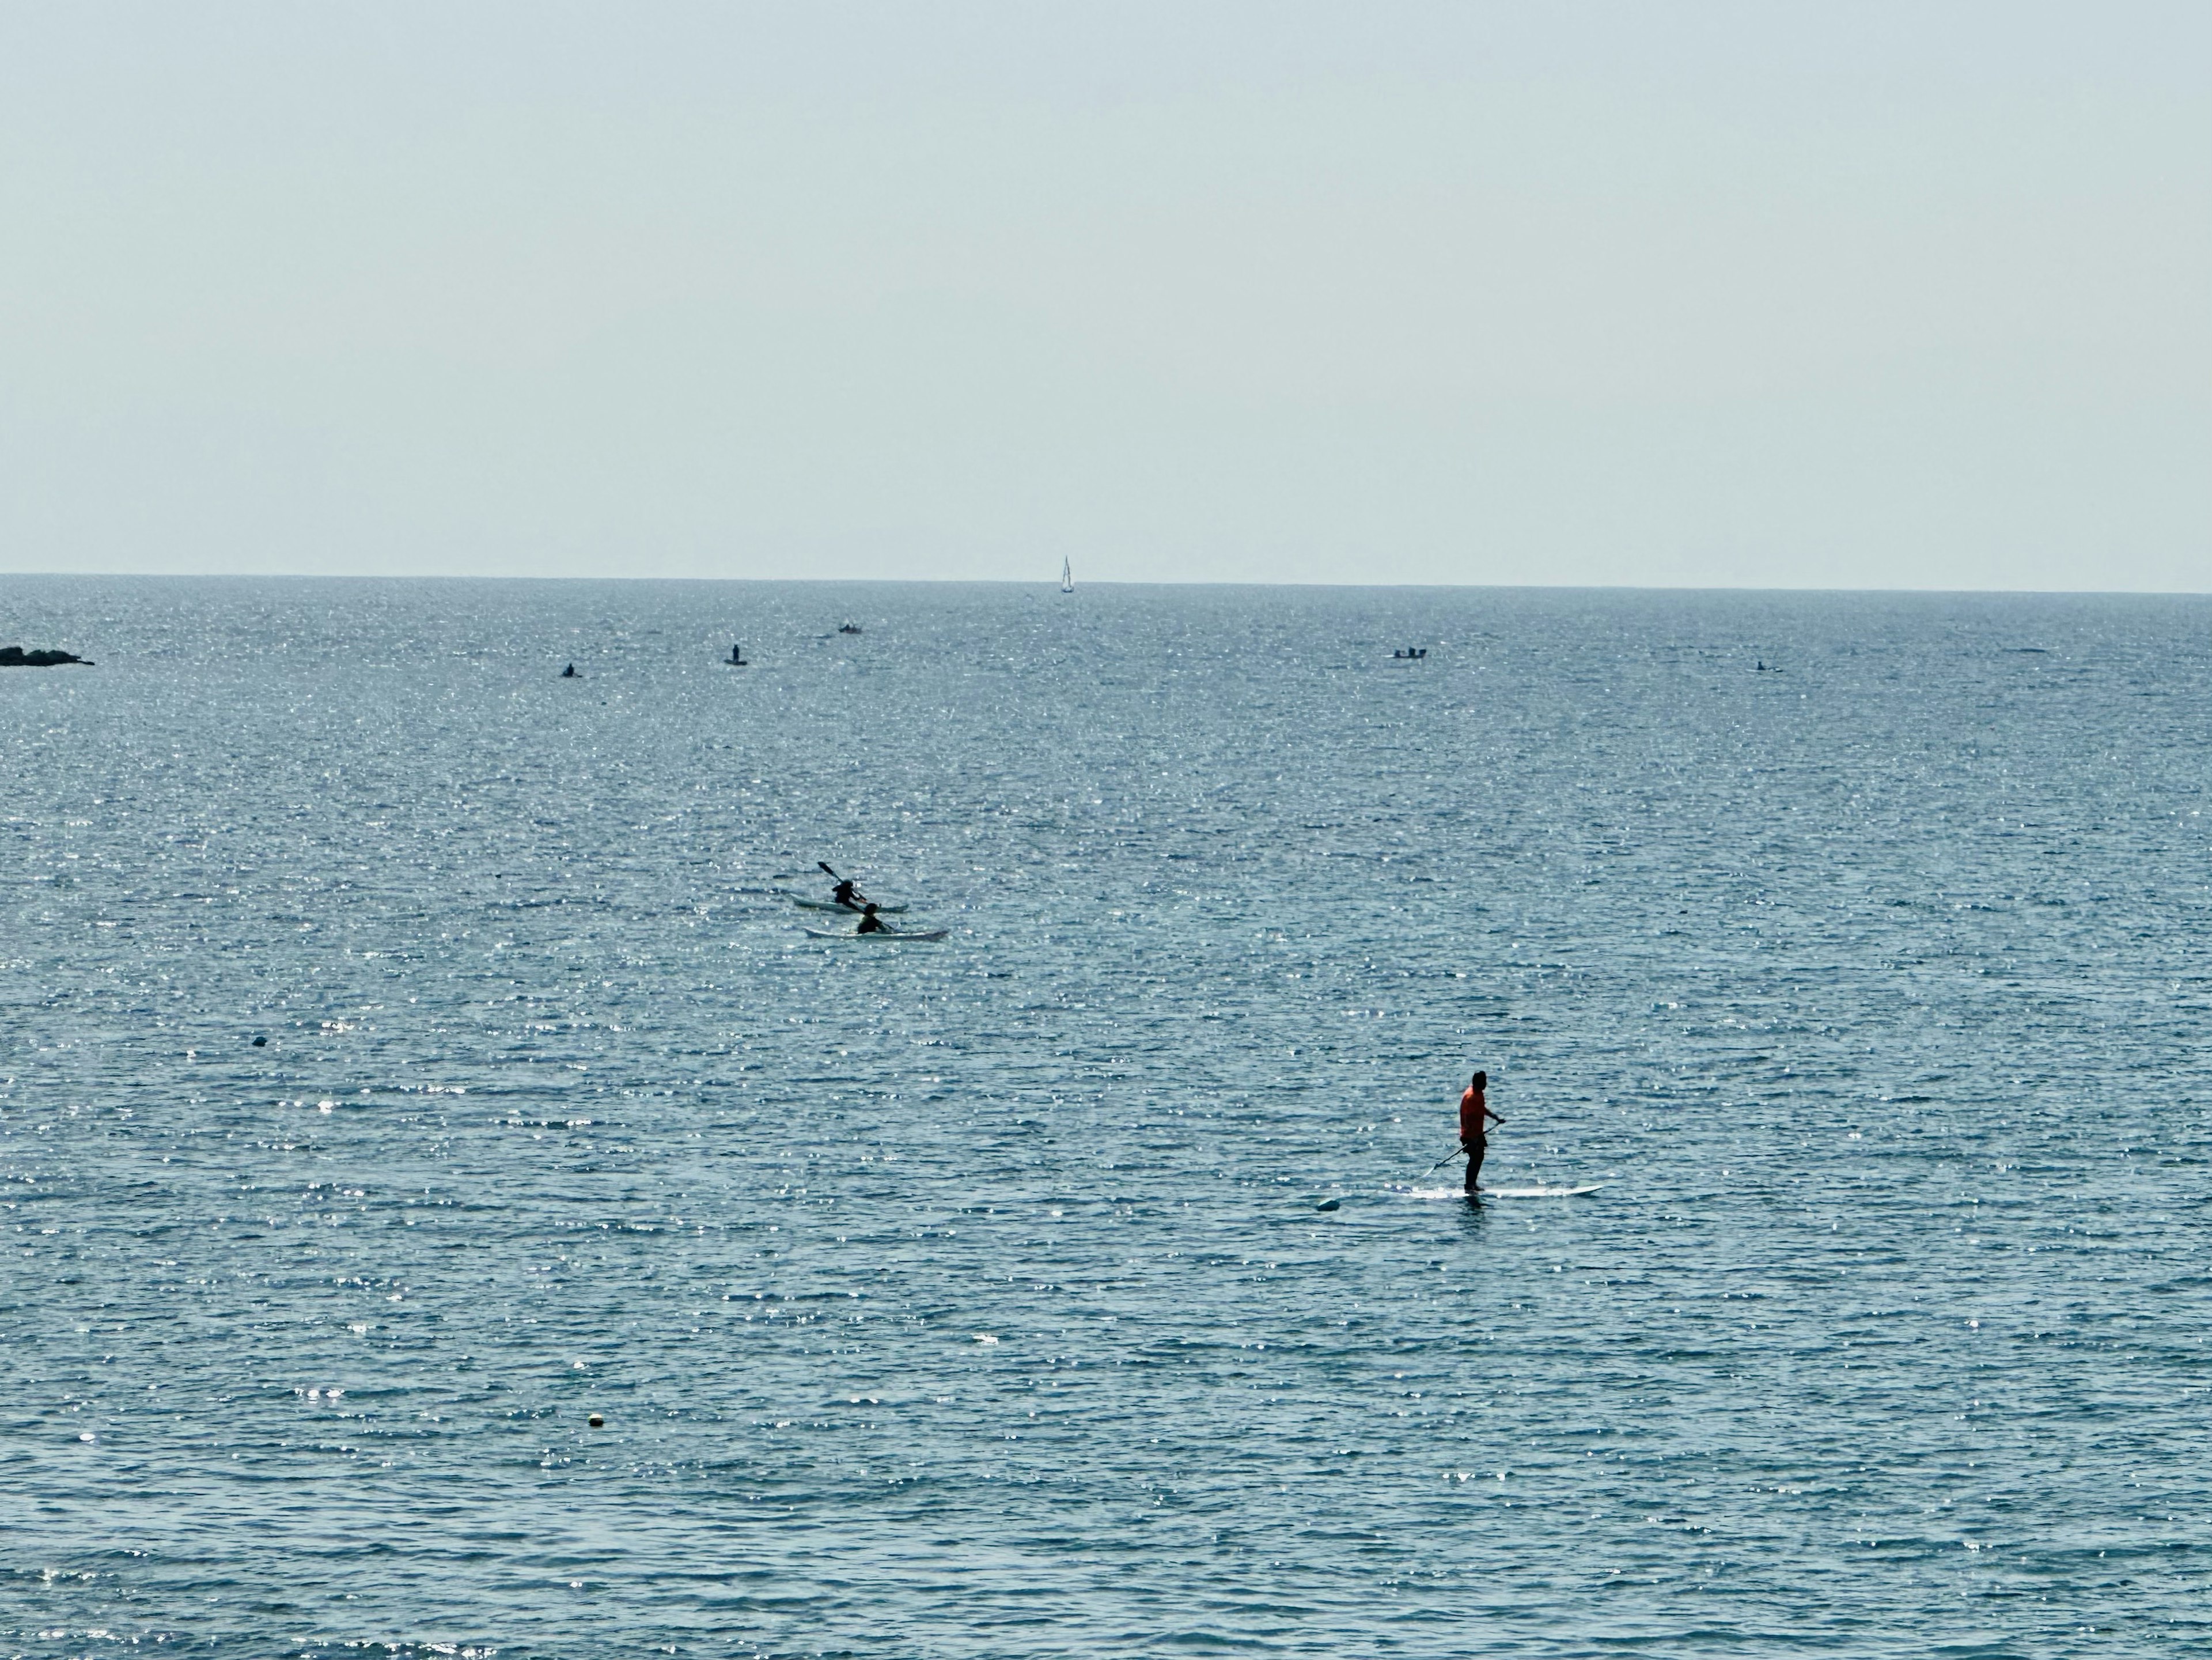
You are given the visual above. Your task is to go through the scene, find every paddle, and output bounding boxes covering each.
[1418,1144,1467,1178]
[1418,1105,1505,1179]
[818,859,868,907]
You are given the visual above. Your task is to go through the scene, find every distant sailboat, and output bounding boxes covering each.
[1060,557,1074,593]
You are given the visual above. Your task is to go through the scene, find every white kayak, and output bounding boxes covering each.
[801,927,948,942]
[784,894,910,914]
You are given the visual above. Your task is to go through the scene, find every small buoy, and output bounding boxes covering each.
[1316,1197,1341,1212]
[587,1413,604,1428]
[251,1035,267,1047]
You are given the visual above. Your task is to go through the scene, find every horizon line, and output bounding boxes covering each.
[2,570,2207,600]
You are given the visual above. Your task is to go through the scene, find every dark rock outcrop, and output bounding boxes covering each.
[0,646,92,667]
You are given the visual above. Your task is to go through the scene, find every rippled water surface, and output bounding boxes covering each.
[3,578,2209,1658]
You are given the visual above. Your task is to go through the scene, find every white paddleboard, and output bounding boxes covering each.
[1391,1182,1606,1200]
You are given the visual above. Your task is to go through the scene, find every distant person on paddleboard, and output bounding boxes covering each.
[1460,1071,1502,1196]
[855,903,888,935]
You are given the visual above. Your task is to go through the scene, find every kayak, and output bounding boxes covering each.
[802,927,948,942]
[783,894,910,914]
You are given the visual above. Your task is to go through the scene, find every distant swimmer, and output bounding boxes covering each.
[561,663,579,678]
[1459,1070,1503,1196]
[855,902,888,935]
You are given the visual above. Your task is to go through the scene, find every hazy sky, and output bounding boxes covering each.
[2,2,2205,589]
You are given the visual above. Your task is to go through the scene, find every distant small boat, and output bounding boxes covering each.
[837,622,863,635]
[1060,558,1074,594]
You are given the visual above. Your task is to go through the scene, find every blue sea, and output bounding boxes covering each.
[2,578,2207,1658]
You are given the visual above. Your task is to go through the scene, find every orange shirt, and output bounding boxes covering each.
[1460,1086,1487,1143]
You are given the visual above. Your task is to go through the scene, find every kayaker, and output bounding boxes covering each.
[1459,1070,1502,1196]
[856,903,888,935]
[831,877,866,909]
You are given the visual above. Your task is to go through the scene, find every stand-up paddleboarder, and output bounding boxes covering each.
[1460,1071,1502,1196]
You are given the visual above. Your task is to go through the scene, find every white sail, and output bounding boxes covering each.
[1060,557,1074,593]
